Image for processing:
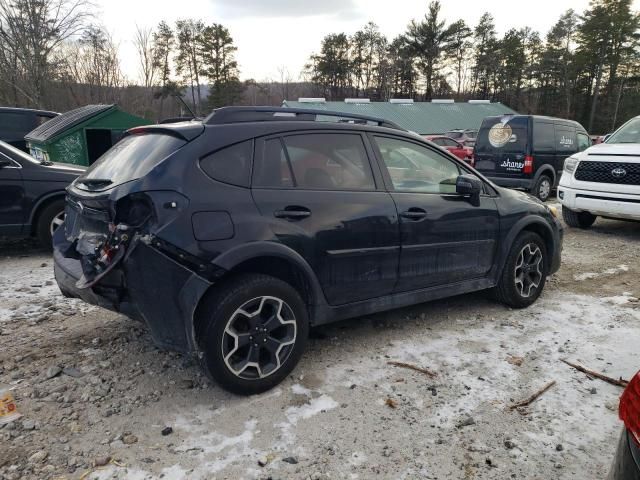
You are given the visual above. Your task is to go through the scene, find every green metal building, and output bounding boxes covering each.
[282,99,517,135]
[25,104,149,166]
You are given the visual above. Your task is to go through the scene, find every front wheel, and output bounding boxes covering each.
[562,207,596,229]
[493,232,548,308]
[197,274,309,395]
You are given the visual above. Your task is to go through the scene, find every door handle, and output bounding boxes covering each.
[400,208,427,220]
[274,207,311,220]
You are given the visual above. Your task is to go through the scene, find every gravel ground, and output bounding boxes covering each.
[0,211,639,480]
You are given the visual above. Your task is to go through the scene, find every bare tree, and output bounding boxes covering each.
[62,25,125,105]
[0,0,92,107]
[134,25,157,89]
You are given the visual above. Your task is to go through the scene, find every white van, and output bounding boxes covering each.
[558,115,640,228]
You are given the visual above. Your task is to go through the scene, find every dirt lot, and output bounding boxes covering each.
[1,208,639,480]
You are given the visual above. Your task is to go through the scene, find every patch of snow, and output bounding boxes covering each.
[575,264,629,281]
[285,394,338,424]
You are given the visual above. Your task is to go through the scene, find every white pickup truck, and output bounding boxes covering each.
[559,115,640,228]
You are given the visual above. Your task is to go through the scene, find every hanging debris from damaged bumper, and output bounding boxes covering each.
[75,223,133,289]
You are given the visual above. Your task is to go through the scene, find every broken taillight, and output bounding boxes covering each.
[523,155,534,174]
[620,370,640,447]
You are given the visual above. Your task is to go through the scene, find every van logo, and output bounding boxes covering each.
[611,167,627,178]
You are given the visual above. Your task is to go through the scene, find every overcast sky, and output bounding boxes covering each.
[99,0,638,83]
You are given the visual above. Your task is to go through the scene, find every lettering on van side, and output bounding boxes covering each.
[500,159,525,171]
[559,135,574,147]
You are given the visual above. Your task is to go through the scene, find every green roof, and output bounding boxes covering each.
[282,100,517,135]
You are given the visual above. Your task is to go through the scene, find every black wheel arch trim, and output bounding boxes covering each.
[210,241,328,309]
[497,216,558,278]
[28,190,67,229]
[532,165,557,187]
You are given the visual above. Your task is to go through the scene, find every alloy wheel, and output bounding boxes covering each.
[514,243,543,298]
[50,211,65,236]
[221,296,297,380]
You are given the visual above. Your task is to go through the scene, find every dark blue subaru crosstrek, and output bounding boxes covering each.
[53,107,563,394]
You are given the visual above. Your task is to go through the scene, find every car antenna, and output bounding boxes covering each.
[173,94,197,119]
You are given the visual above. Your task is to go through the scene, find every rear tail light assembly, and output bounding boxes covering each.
[620,370,640,447]
[523,155,534,174]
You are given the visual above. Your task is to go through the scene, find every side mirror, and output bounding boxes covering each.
[456,174,482,196]
[456,174,482,205]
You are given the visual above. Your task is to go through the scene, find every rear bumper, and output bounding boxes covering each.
[485,176,532,189]
[558,185,640,221]
[53,227,214,353]
[608,430,640,480]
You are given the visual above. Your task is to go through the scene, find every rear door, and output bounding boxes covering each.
[474,116,530,179]
[251,131,399,306]
[0,151,25,235]
[371,134,500,292]
[531,120,557,179]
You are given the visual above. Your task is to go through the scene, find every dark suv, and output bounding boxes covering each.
[0,107,59,152]
[0,140,84,247]
[53,107,563,395]
[474,115,590,201]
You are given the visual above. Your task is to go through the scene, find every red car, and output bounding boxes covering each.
[425,135,474,164]
[608,369,640,479]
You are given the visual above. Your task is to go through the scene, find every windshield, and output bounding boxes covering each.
[606,117,640,144]
[76,133,186,191]
[475,116,528,154]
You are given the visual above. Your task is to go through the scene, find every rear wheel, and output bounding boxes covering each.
[562,207,596,229]
[35,199,66,249]
[532,174,553,202]
[493,232,548,308]
[197,274,309,395]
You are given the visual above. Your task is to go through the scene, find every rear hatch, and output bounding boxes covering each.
[474,116,530,178]
[64,125,201,287]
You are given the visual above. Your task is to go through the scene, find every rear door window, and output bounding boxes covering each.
[281,133,375,190]
[253,138,294,188]
[76,133,186,191]
[532,122,555,151]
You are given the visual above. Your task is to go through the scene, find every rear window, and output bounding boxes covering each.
[475,117,529,153]
[0,112,33,135]
[76,133,185,191]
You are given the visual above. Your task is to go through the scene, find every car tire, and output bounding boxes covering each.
[562,207,597,229]
[493,231,548,309]
[35,199,66,249]
[532,175,553,202]
[197,273,309,395]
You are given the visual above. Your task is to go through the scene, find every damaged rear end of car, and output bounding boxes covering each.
[53,121,221,354]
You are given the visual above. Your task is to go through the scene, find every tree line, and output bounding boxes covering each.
[0,0,244,120]
[0,0,638,133]
[306,0,640,133]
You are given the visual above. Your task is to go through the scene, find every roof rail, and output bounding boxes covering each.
[203,106,405,131]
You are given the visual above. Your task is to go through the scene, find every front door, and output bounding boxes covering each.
[0,151,25,235]
[251,132,399,305]
[371,134,500,292]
